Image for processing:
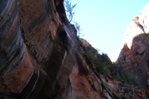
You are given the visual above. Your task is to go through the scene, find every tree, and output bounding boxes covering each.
[64,0,77,22]
[64,0,82,37]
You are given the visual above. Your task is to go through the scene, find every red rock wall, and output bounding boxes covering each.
[0,0,149,99]
[116,3,149,89]
[0,0,105,98]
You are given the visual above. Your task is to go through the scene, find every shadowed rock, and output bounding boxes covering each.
[116,3,149,89]
[0,0,149,99]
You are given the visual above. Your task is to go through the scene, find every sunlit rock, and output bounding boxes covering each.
[0,0,149,99]
[117,2,149,89]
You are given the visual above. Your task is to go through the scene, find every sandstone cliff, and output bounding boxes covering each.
[0,0,113,98]
[0,0,149,99]
[116,3,149,89]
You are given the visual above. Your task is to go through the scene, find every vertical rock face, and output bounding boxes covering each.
[0,0,108,99]
[0,0,149,99]
[117,3,149,88]
[0,0,33,94]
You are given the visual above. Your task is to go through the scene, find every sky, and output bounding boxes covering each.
[69,0,149,61]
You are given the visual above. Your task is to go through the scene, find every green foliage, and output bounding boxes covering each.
[85,46,116,75]
[85,46,144,88]
[84,43,144,89]
[121,73,140,87]
[115,72,143,88]
[114,69,143,88]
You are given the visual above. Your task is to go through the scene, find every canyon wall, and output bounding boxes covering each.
[116,3,149,89]
[0,0,149,99]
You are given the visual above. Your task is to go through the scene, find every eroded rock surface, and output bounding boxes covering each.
[0,0,109,99]
[117,3,149,89]
[0,0,149,99]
